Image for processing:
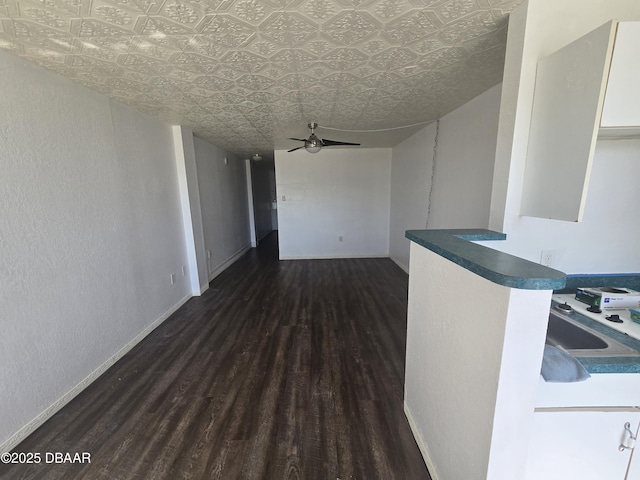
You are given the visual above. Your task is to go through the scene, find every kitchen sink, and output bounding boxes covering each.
[545,310,640,357]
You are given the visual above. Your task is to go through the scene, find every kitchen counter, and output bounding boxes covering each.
[552,295,640,374]
[404,230,640,374]
[405,229,566,290]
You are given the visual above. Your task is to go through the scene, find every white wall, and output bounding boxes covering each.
[389,84,501,271]
[250,159,275,242]
[483,138,640,273]
[488,1,640,274]
[429,84,500,229]
[389,125,435,272]
[275,148,391,259]
[0,51,191,449]
[193,138,251,279]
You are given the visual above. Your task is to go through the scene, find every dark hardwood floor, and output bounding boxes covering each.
[1,233,431,480]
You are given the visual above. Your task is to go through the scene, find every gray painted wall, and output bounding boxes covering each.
[193,138,251,279]
[0,51,191,449]
[0,50,252,451]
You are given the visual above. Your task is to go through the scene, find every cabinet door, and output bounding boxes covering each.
[523,410,640,480]
[601,22,640,128]
[520,21,616,222]
[626,420,640,480]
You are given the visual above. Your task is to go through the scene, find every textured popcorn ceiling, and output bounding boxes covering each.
[0,0,522,157]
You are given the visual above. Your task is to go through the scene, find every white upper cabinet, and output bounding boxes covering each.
[601,22,640,129]
[521,21,639,222]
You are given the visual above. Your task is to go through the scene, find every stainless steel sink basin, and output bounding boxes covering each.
[546,310,640,357]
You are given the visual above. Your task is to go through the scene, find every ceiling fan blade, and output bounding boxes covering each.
[287,146,305,152]
[288,138,308,142]
[321,138,360,147]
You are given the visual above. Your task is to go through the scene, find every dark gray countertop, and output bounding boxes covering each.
[406,229,566,290]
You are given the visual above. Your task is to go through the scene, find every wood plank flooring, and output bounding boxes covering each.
[1,233,431,479]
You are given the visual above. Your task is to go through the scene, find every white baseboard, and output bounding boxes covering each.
[0,293,191,454]
[404,401,439,480]
[279,253,389,260]
[390,256,409,274]
[208,244,251,282]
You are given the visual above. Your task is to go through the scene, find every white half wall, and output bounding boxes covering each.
[193,138,251,280]
[0,51,191,450]
[488,1,640,274]
[405,242,551,480]
[389,84,501,271]
[275,148,391,259]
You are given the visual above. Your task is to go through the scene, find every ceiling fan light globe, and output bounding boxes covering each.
[305,133,322,153]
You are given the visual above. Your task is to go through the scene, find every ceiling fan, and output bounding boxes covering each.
[288,122,360,153]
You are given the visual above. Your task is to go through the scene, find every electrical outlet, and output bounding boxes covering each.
[540,250,555,267]
[339,236,343,242]
[170,273,176,285]
[182,266,186,276]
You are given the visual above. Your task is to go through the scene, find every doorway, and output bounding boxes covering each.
[249,156,278,245]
